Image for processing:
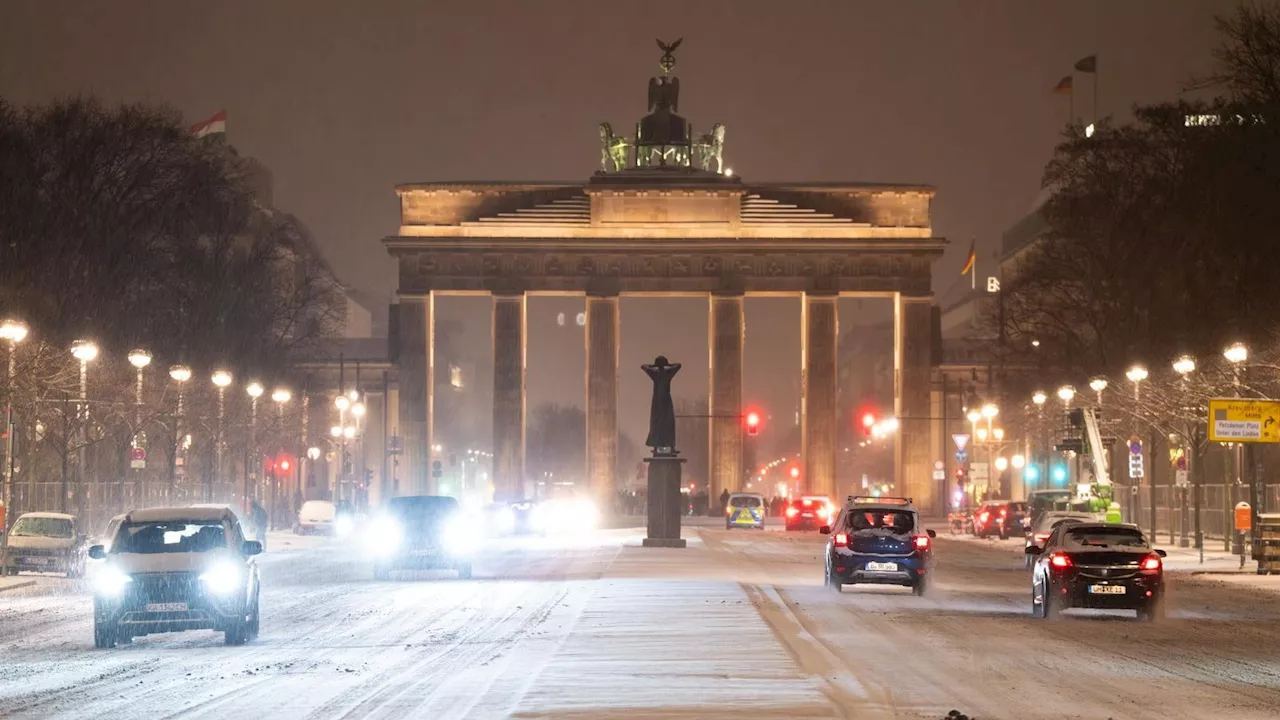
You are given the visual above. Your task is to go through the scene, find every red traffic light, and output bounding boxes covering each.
[789,466,800,479]
[745,410,761,436]
[861,412,876,428]
[278,457,292,472]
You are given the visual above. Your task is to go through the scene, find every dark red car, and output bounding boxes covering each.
[785,496,835,531]
[972,501,1028,539]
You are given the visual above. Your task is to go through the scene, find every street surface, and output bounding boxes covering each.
[3,523,1280,719]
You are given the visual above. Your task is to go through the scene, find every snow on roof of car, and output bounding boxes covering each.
[17,511,75,520]
[127,506,233,523]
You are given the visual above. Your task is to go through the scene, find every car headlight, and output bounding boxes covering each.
[367,517,403,556]
[199,561,245,596]
[574,499,600,530]
[94,566,133,597]
[441,517,476,556]
[334,515,354,537]
[529,505,547,531]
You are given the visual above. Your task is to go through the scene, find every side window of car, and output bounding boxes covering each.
[226,520,244,549]
[1045,525,1064,548]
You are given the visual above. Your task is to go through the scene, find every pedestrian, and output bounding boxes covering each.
[249,499,268,550]
[719,488,730,515]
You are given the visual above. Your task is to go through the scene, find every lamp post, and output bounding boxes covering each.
[334,394,350,503]
[0,319,27,525]
[168,365,191,503]
[1089,377,1108,407]
[70,340,98,516]
[1172,355,1197,551]
[246,382,264,509]
[981,403,999,496]
[1032,391,1047,491]
[127,349,152,507]
[211,370,233,503]
[270,388,291,527]
[1224,342,1251,555]
[1125,364,1150,533]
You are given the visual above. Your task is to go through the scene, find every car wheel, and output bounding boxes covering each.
[913,577,928,597]
[1032,583,1046,618]
[999,527,1009,540]
[1138,597,1165,622]
[224,619,249,646]
[94,620,118,649]
[1043,585,1061,619]
[725,522,731,530]
[825,565,842,593]
[248,590,261,639]
[373,564,391,581]
[116,630,133,645]
[456,562,473,580]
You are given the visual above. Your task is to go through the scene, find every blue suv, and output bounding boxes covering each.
[821,497,936,596]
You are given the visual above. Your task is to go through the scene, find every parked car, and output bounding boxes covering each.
[0,512,88,577]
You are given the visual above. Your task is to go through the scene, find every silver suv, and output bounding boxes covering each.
[88,506,262,648]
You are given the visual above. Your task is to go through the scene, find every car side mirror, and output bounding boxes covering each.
[819,525,831,535]
[926,529,937,538]
[88,545,106,560]
[242,540,263,557]
[1024,545,1043,555]
[1155,549,1167,558]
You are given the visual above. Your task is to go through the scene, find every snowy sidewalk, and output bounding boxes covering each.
[0,576,35,593]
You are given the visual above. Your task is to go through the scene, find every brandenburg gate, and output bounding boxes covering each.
[385,41,945,513]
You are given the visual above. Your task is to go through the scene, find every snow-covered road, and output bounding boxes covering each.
[3,526,1280,719]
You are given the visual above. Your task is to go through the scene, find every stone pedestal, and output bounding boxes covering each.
[895,294,934,510]
[708,293,744,513]
[397,294,434,495]
[493,293,526,501]
[586,294,619,516]
[802,294,838,498]
[643,455,687,548]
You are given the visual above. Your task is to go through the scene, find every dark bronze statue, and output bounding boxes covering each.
[642,355,681,453]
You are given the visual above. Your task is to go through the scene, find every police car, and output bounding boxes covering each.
[725,492,766,530]
[821,496,936,595]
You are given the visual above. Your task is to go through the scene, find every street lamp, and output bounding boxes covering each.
[1057,385,1075,408]
[995,456,1009,472]
[981,403,999,420]
[1032,391,1047,407]
[0,319,26,525]
[269,388,292,527]
[342,425,356,440]
[1126,364,1148,402]
[334,395,350,412]
[350,401,366,419]
[1173,355,1196,377]
[1089,377,1108,406]
[1012,454,1026,469]
[210,370,232,502]
[1224,342,1249,365]
[330,425,343,438]
[271,388,292,405]
[246,381,264,507]
[993,427,1005,442]
[69,340,98,515]
[307,447,321,461]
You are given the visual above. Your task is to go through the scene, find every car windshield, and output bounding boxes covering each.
[1039,516,1089,533]
[730,496,762,508]
[849,510,915,534]
[113,521,227,554]
[10,517,73,538]
[389,497,459,526]
[1065,527,1149,549]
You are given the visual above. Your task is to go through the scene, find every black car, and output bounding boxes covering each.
[821,496,937,596]
[1027,522,1166,621]
[89,506,262,648]
[488,500,545,536]
[369,495,477,580]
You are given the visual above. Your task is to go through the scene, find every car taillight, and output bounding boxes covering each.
[913,535,930,551]
[834,533,849,548]
[725,506,732,516]
[1000,508,1007,517]
[979,511,990,522]
[1049,552,1072,569]
[802,499,812,506]
[786,507,799,518]
[1034,533,1051,543]
[1141,553,1162,571]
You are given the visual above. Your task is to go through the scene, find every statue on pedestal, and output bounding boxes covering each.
[641,355,681,454]
[598,122,630,172]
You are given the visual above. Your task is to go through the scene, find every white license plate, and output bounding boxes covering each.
[865,561,898,572]
[410,549,438,557]
[21,557,55,565]
[1088,585,1126,595]
[145,602,188,612]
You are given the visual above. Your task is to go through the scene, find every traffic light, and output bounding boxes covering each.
[1024,464,1041,483]
[745,410,761,436]
[278,456,291,473]
[1051,464,1068,485]
[860,412,876,436]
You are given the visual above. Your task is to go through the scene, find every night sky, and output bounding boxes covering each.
[0,0,1241,452]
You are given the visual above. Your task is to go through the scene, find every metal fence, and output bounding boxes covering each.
[1123,482,1280,548]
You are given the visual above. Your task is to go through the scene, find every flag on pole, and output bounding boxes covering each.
[1074,55,1097,73]
[960,239,977,276]
[190,110,227,138]
[1052,75,1073,94]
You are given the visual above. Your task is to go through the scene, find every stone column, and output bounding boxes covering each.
[895,294,935,511]
[492,293,527,502]
[708,292,744,512]
[802,293,838,498]
[397,294,434,496]
[585,293,619,515]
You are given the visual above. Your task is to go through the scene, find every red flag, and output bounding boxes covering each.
[190,110,227,138]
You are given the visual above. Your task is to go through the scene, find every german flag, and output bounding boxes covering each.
[960,240,977,276]
[1053,75,1073,95]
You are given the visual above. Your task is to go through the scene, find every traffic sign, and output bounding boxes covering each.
[1129,454,1144,477]
[130,447,146,469]
[955,449,968,464]
[431,459,443,479]
[1128,436,1142,455]
[969,462,989,482]
[932,470,946,481]
[1208,398,1280,443]
[1175,469,1190,487]
[952,434,970,451]
[934,460,945,471]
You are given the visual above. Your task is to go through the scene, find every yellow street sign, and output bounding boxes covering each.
[1208,398,1280,443]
